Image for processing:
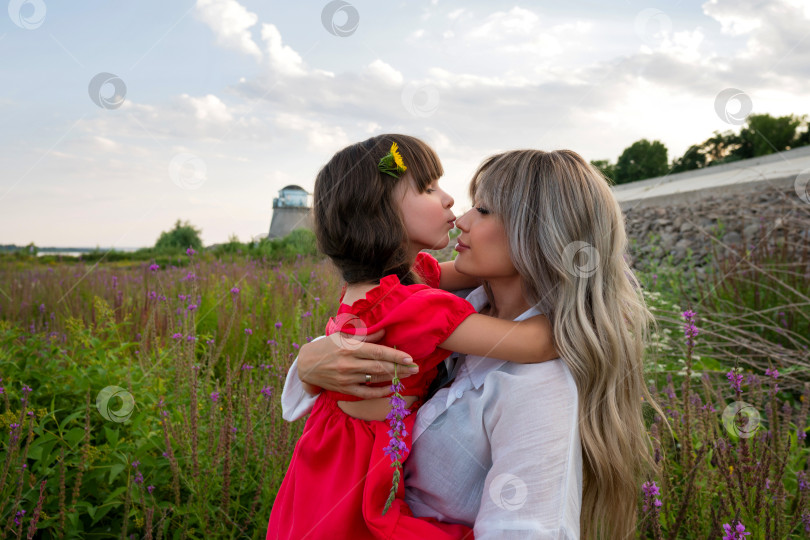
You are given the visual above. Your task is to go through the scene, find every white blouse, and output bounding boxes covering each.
[281,286,582,539]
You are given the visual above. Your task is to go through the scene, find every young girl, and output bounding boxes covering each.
[266,135,558,539]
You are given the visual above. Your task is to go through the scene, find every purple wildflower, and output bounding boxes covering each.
[244,328,252,336]
[147,485,155,494]
[132,460,140,468]
[292,342,299,350]
[14,509,25,526]
[798,471,809,492]
[186,335,196,342]
[261,386,273,400]
[230,287,240,296]
[186,247,196,256]
[241,364,253,371]
[382,368,413,514]
[302,311,312,319]
[267,339,277,346]
[722,520,751,540]
[274,321,282,329]
[171,333,183,340]
[210,391,220,403]
[9,423,20,443]
[149,263,160,272]
[641,480,662,513]
[187,304,197,311]
[727,369,744,393]
[765,367,779,379]
[682,309,699,348]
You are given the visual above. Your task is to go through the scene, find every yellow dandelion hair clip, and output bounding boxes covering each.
[378,142,408,179]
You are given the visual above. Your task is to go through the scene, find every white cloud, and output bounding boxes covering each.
[643,28,708,64]
[93,136,119,151]
[261,23,306,77]
[702,0,761,35]
[275,112,349,153]
[362,121,382,134]
[195,0,262,59]
[468,7,539,39]
[366,59,404,86]
[181,94,234,124]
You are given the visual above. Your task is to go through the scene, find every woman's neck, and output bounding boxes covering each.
[484,275,531,320]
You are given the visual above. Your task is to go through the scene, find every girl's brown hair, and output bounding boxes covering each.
[313,134,443,285]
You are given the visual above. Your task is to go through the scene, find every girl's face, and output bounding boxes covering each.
[453,197,518,279]
[395,174,457,252]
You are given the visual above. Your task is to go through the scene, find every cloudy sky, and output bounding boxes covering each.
[2,0,808,248]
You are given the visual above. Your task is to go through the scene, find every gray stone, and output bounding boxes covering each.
[743,223,760,239]
[723,231,743,245]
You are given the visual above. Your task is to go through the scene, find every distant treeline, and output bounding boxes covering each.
[2,220,319,265]
[591,113,810,185]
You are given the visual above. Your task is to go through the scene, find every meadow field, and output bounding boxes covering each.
[0,223,809,539]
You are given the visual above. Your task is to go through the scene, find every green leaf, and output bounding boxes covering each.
[91,502,115,525]
[64,427,85,447]
[59,409,86,431]
[105,425,119,447]
[103,485,127,505]
[109,463,125,483]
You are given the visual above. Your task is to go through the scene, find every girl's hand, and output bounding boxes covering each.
[297,330,421,399]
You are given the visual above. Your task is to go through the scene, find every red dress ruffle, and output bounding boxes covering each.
[267,254,476,539]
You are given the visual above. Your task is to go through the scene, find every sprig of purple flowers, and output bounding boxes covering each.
[682,309,699,349]
[722,518,752,539]
[382,364,411,515]
[641,480,663,513]
[727,368,744,394]
[641,480,663,538]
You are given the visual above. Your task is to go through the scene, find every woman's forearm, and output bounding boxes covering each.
[281,357,320,422]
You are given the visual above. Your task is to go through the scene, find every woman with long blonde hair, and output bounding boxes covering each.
[283,148,668,539]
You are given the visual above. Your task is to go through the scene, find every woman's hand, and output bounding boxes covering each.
[297,330,421,399]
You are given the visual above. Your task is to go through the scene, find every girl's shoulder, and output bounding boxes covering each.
[414,252,441,288]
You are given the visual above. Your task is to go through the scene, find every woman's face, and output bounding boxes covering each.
[453,197,518,279]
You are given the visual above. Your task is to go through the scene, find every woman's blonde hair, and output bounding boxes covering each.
[470,149,669,539]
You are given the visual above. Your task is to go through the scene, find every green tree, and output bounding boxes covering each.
[670,144,707,174]
[590,159,616,181]
[701,130,741,165]
[795,123,810,148]
[614,139,668,184]
[735,113,802,159]
[154,219,203,251]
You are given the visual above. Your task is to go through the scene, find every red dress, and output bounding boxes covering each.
[267,254,477,539]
